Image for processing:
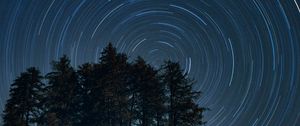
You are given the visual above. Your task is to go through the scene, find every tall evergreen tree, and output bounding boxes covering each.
[131,57,166,126]
[2,67,44,126]
[45,55,80,125]
[89,43,131,126]
[161,61,205,126]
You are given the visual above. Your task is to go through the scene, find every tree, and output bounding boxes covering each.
[86,43,131,126]
[2,67,44,126]
[45,55,80,125]
[99,43,131,126]
[161,61,205,126]
[131,57,166,126]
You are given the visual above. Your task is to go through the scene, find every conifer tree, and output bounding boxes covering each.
[161,61,205,126]
[131,57,166,126]
[2,67,44,126]
[45,55,80,125]
[89,43,130,125]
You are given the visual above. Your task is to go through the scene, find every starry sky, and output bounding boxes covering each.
[0,0,300,125]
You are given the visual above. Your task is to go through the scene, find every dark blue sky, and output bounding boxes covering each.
[0,0,300,125]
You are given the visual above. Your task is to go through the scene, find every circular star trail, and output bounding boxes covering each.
[0,0,299,125]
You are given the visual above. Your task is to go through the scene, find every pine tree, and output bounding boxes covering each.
[45,55,80,125]
[131,57,166,126]
[161,61,205,126]
[88,43,131,126]
[2,67,44,126]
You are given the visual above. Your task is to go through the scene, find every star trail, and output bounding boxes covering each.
[0,0,299,125]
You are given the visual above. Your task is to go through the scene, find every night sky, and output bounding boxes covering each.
[0,0,300,125]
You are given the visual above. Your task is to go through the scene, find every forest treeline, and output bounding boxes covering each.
[2,43,206,126]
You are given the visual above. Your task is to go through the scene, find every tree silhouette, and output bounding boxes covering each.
[44,55,80,125]
[84,43,131,126]
[161,61,205,126]
[2,43,206,126]
[2,67,44,126]
[131,57,166,126]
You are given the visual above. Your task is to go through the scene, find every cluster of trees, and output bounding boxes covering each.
[2,43,206,126]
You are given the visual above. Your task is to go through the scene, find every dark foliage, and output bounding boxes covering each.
[2,67,44,126]
[2,43,206,126]
[44,55,81,126]
[161,61,206,126]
